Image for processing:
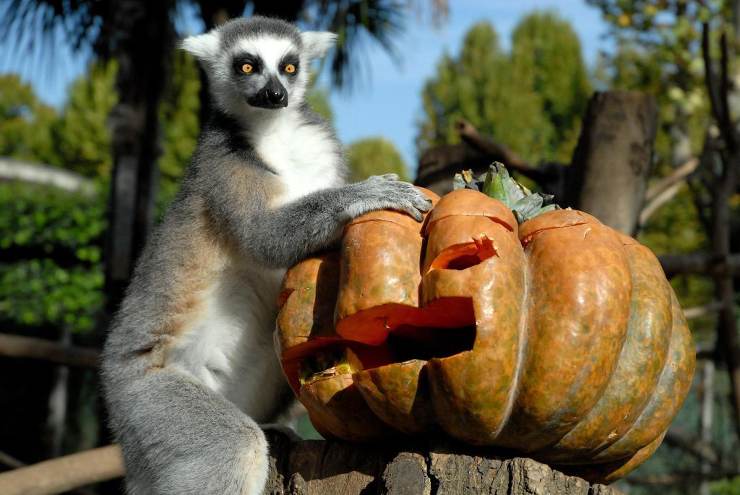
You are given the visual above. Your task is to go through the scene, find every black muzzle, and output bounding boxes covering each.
[248,77,288,109]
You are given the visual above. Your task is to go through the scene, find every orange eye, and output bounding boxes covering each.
[241,63,253,74]
[284,64,296,74]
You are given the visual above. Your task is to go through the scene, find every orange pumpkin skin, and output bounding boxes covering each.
[274,188,695,483]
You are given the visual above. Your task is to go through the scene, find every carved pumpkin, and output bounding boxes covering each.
[275,165,695,483]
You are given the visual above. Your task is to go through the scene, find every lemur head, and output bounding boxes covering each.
[182,17,335,115]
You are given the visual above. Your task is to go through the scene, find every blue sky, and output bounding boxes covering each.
[0,0,611,176]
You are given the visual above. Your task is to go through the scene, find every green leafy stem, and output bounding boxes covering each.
[453,162,560,223]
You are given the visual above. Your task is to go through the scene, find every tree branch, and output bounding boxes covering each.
[663,429,719,467]
[415,120,565,196]
[455,120,543,179]
[719,31,736,151]
[0,333,100,368]
[0,445,123,495]
[644,158,699,203]
[658,252,740,278]
[703,23,724,140]
[683,301,724,320]
[702,23,737,151]
[0,450,24,470]
[639,181,684,227]
[639,158,700,227]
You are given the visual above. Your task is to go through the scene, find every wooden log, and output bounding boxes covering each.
[659,252,740,278]
[0,433,622,495]
[0,334,99,368]
[263,431,622,495]
[0,445,123,495]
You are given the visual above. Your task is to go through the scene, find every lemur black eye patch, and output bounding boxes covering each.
[280,53,299,70]
[233,54,262,73]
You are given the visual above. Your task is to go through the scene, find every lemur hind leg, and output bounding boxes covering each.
[113,368,268,495]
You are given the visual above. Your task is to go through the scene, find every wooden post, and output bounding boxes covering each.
[264,431,623,494]
[567,91,658,235]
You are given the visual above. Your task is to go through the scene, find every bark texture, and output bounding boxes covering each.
[567,91,658,235]
[263,431,622,495]
[0,434,622,495]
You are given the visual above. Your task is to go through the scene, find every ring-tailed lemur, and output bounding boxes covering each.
[101,16,432,495]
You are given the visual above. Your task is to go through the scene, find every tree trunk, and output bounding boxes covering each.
[196,0,249,125]
[699,360,716,495]
[0,434,622,495]
[104,0,175,312]
[567,91,658,235]
[711,147,740,438]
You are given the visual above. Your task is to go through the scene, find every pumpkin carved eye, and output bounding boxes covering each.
[241,63,253,74]
[284,63,296,74]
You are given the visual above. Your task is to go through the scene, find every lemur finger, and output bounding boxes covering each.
[414,196,433,211]
[395,202,424,222]
[410,208,424,222]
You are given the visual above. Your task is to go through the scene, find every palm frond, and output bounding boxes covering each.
[0,0,103,90]
[309,0,405,89]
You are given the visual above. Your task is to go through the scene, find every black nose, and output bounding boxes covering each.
[247,76,289,109]
[267,86,286,104]
[263,76,287,107]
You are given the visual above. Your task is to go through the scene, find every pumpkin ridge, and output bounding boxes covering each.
[542,240,674,461]
[492,249,532,440]
[497,221,632,451]
[591,290,694,463]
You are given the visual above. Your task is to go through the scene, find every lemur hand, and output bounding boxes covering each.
[347,174,433,222]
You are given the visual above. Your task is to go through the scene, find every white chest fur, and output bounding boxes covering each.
[166,111,343,420]
[167,264,287,421]
[251,110,344,206]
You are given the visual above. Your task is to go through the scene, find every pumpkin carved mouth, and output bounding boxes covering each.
[278,268,480,391]
[275,188,520,440]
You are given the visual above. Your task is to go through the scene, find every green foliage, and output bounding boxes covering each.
[712,476,740,495]
[0,182,105,332]
[158,50,200,204]
[306,85,335,124]
[0,51,204,334]
[345,137,408,182]
[0,74,58,165]
[510,12,591,160]
[417,12,591,163]
[0,63,118,176]
[52,61,118,177]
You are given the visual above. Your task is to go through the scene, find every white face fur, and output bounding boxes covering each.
[182,21,336,117]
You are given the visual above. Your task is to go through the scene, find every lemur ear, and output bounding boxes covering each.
[301,31,337,59]
[181,30,221,62]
